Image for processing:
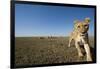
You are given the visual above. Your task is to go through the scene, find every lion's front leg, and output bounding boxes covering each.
[68,37,73,47]
[82,38,92,61]
[75,41,83,57]
[84,44,92,61]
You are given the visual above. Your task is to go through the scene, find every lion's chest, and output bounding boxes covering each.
[76,35,87,45]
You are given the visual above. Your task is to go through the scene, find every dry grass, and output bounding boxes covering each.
[15,36,95,67]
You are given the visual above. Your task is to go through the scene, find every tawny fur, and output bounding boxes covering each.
[68,18,92,61]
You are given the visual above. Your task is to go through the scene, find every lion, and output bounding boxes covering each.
[68,17,92,61]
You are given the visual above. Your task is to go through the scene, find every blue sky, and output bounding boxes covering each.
[15,4,95,37]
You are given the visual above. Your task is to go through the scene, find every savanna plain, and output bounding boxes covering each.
[15,36,95,67]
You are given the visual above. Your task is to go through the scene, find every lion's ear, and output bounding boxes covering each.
[84,17,91,24]
[74,20,79,24]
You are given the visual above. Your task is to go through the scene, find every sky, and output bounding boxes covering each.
[15,4,95,37]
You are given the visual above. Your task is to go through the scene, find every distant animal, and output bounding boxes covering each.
[68,17,92,61]
[39,37,45,39]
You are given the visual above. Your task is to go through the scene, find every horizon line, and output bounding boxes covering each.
[15,35,94,37]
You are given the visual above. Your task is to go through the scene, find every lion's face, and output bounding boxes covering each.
[74,18,90,34]
[75,22,89,34]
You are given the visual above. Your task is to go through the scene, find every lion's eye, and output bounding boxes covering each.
[77,26,80,28]
[84,25,88,28]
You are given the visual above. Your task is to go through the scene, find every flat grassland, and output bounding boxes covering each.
[15,37,95,67]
